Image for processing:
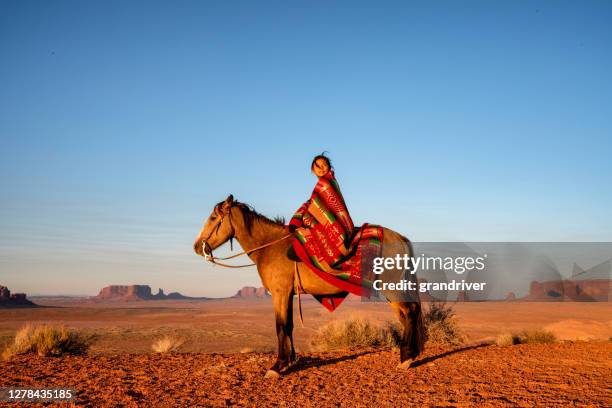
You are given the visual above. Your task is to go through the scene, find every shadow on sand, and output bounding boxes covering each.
[409,342,491,368]
[284,350,377,374]
[285,342,491,374]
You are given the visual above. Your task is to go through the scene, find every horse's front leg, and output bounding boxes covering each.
[265,288,295,378]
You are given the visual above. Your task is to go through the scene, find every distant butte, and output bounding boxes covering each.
[233,286,271,299]
[0,285,36,307]
[93,285,272,302]
[95,285,206,301]
[525,279,611,302]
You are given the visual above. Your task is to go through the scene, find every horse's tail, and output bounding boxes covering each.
[414,295,427,353]
[400,234,428,351]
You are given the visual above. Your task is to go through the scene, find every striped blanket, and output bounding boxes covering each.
[289,171,383,311]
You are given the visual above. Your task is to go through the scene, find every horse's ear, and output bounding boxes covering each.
[221,194,234,212]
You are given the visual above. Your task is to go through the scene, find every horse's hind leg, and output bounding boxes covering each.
[390,301,425,366]
[265,288,295,378]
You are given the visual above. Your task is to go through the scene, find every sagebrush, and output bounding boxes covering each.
[423,302,465,346]
[310,318,401,351]
[151,335,184,353]
[2,324,89,360]
[310,302,464,351]
[496,329,556,346]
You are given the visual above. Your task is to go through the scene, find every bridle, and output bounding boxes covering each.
[197,203,305,325]
[200,205,291,268]
[200,207,235,260]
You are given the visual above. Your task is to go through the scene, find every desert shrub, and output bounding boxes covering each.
[423,302,465,346]
[310,303,464,351]
[495,329,556,346]
[519,329,556,344]
[310,318,400,351]
[2,324,89,360]
[495,333,520,346]
[151,335,184,353]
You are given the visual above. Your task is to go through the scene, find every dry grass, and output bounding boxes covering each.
[310,318,400,351]
[424,302,465,346]
[496,329,556,346]
[2,323,89,360]
[495,333,520,346]
[151,335,184,353]
[311,303,465,351]
[519,329,557,344]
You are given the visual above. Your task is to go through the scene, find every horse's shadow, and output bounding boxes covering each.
[283,350,376,374]
[283,342,490,374]
[408,342,490,368]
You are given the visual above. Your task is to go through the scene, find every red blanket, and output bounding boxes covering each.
[289,171,383,311]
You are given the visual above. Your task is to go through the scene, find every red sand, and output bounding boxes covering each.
[1,342,610,407]
[1,299,611,406]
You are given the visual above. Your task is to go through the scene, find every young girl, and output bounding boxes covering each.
[288,153,355,271]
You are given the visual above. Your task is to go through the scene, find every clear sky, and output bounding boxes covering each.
[1,1,611,296]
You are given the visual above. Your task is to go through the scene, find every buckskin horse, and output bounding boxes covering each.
[193,195,425,377]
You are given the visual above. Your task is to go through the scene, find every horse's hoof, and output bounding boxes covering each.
[264,369,281,379]
[397,359,414,370]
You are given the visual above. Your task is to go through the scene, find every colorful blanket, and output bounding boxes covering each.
[289,171,383,311]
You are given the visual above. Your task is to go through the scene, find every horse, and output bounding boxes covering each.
[193,195,425,377]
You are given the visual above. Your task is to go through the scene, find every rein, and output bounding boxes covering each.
[202,234,292,268]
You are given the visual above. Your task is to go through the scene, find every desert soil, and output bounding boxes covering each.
[1,299,611,354]
[1,341,610,407]
[1,299,611,406]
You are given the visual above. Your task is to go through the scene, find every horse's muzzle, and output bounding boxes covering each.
[194,239,211,256]
[201,240,213,260]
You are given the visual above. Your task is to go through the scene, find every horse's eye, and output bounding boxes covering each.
[210,215,217,221]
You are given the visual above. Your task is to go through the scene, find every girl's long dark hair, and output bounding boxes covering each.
[310,152,333,171]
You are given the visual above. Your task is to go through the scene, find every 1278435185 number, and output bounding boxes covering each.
[0,387,76,402]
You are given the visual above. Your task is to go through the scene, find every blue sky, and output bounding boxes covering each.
[1,1,611,296]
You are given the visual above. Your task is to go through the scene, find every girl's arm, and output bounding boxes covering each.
[288,199,310,230]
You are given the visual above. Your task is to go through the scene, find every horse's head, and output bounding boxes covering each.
[193,194,237,258]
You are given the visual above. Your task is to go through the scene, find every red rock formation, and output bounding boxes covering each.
[97,285,151,300]
[456,291,469,302]
[0,286,10,300]
[95,285,190,301]
[0,285,35,307]
[233,286,270,299]
[526,279,611,302]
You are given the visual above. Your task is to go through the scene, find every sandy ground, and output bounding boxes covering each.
[1,342,610,407]
[1,298,610,353]
[1,299,611,406]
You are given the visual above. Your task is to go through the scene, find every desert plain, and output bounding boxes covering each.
[0,297,611,406]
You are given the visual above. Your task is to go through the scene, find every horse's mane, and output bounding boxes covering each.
[215,200,285,234]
